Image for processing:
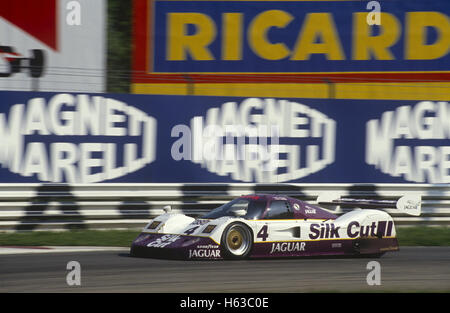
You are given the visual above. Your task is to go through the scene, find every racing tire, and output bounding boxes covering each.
[220,222,253,260]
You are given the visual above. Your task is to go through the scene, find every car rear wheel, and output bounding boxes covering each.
[221,222,253,260]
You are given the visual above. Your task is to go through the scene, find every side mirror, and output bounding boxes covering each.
[163,205,172,213]
[230,207,246,217]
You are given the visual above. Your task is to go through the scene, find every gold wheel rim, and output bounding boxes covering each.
[227,229,243,250]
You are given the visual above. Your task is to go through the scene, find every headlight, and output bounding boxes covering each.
[147,221,161,230]
[203,225,216,234]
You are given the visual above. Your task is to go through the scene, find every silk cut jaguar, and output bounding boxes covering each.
[130,194,421,260]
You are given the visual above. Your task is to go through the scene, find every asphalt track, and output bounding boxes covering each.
[1,247,449,292]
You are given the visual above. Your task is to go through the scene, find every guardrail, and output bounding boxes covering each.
[0,183,449,231]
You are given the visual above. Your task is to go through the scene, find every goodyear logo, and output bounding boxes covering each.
[0,94,157,183]
[150,0,450,73]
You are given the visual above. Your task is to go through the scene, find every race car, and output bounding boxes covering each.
[130,193,421,260]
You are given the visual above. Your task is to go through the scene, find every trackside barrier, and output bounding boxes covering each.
[0,183,449,231]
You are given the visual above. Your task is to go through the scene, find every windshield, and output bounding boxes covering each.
[202,198,267,220]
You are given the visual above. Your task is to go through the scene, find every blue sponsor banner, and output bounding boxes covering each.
[151,0,450,73]
[0,90,449,183]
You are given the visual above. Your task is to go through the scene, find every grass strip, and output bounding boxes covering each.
[396,227,450,246]
[0,230,140,247]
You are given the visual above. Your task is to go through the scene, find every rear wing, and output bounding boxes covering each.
[317,193,421,216]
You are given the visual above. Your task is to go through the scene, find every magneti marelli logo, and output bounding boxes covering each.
[366,101,450,183]
[0,93,157,183]
[171,98,336,183]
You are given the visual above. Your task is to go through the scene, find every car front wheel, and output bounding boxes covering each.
[220,222,253,260]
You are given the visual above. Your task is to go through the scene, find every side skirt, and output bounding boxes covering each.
[250,237,399,258]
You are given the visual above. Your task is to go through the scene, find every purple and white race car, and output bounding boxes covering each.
[130,194,421,260]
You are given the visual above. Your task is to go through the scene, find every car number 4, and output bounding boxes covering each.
[257,225,269,241]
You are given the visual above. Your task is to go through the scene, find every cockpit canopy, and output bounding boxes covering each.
[201,194,337,220]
